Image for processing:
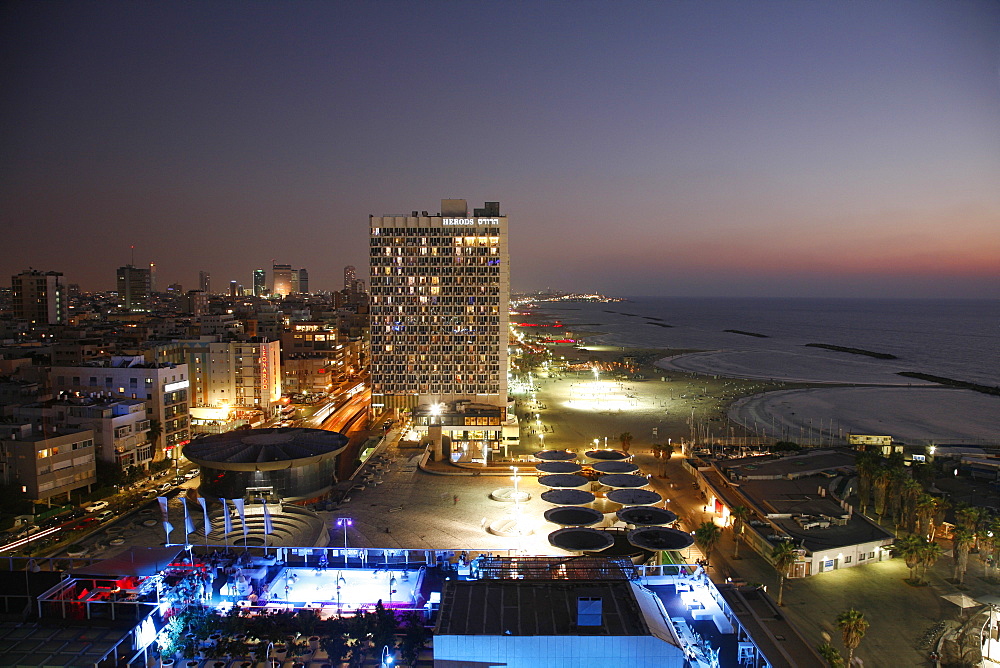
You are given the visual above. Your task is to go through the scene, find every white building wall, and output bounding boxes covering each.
[432,635,686,668]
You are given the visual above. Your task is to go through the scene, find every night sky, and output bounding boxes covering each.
[2,1,998,298]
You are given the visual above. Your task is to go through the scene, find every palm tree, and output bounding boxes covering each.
[771,540,798,606]
[730,505,751,560]
[889,533,925,583]
[873,468,892,524]
[927,496,951,540]
[915,494,938,541]
[694,522,722,568]
[618,431,633,454]
[854,450,880,515]
[981,517,1000,582]
[956,505,985,552]
[898,477,922,533]
[836,608,869,667]
[817,642,845,668]
[918,540,945,585]
[952,527,975,585]
[147,418,164,461]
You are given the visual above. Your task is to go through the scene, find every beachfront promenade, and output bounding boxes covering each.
[349,355,966,668]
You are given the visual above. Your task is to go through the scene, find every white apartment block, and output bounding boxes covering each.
[369,199,509,415]
[49,360,190,458]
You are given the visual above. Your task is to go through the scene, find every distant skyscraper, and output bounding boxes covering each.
[297,268,309,294]
[229,280,238,297]
[344,265,356,291]
[253,269,266,296]
[11,269,67,324]
[116,264,151,312]
[149,262,157,292]
[272,263,293,297]
[369,199,508,413]
[199,271,211,294]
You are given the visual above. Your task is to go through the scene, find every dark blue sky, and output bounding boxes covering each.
[2,1,998,297]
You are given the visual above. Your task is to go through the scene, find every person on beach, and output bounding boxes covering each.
[453,494,459,505]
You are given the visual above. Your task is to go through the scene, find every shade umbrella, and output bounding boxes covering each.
[941,593,983,619]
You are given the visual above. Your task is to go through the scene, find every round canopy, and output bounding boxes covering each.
[584,449,631,462]
[537,474,591,489]
[598,474,649,489]
[606,488,663,506]
[540,489,596,506]
[627,527,695,551]
[534,450,578,462]
[548,527,615,553]
[535,461,583,474]
[543,506,605,527]
[591,461,640,474]
[616,506,678,526]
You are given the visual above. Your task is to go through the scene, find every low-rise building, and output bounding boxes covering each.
[691,449,895,577]
[0,423,96,504]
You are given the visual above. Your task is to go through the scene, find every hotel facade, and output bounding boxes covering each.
[369,199,509,433]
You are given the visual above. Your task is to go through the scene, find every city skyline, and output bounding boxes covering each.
[2,1,998,298]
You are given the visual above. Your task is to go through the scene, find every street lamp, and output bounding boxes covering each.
[381,645,394,667]
[336,518,352,564]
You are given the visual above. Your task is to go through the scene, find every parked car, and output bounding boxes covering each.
[86,501,109,513]
[95,510,114,522]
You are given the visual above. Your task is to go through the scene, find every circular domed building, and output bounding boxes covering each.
[184,427,349,501]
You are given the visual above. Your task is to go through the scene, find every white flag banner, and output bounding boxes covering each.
[222,499,232,534]
[232,498,248,537]
[180,497,195,537]
[198,497,212,538]
[163,521,174,541]
[261,498,273,535]
[157,497,169,523]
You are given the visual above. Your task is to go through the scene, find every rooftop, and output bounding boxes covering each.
[436,579,650,636]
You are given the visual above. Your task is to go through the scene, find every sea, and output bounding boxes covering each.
[530,297,1000,388]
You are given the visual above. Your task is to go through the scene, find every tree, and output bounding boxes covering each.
[771,540,799,606]
[817,642,845,668]
[694,522,722,568]
[952,527,975,585]
[147,418,164,460]
[618,432,633,454]
[889,533,925,583]
[897,477,922,533]
[854,450,880,515]
[918,540,945,585]
[873,468,892,523]
[980,516,1000,583]
[836,608,869,667]
[915,494,938,541]
[398,611,429,667]
[730,505,751,560]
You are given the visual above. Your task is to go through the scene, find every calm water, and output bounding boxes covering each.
[534,298,1000,387]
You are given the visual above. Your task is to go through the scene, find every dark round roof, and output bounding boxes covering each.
[537,474,591,489]
[591,461,640,474]
[548,527,615,553]
[627,527,695,551]
[184,427,348,471]
[543,506,605,527]
[535,461,583,474]
[540,489,596,506]
[606,488,663,506]
[534,450,578,462]
[598,474,649,489]
[584,449,630,461]
[616,506,678,527]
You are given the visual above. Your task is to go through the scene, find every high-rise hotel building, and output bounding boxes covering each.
[369,199,509,417]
